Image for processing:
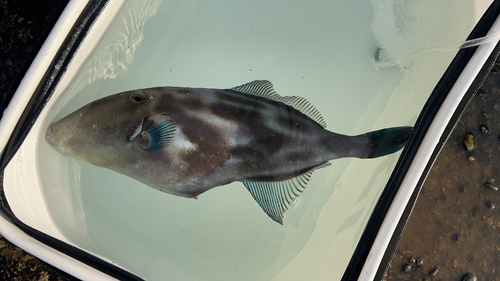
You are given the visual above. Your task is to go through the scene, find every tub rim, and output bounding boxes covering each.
[0,0,499,280]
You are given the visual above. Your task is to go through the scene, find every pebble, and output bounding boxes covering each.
[416,259,424,266]
[462,273,477,281]
[468,155,475,161]
[495,103,500,113]
[480,124,490,133]
[484,182,498,191]
[463,133,475,151]
[403,264,411,273]
[486,201,496,209]
[409,257,416,263]
[429,268,439,276]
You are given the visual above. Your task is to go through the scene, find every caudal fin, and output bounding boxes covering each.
[365,126,412,158]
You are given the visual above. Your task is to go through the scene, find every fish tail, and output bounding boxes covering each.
[365,126,412,158]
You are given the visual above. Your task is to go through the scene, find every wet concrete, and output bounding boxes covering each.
[385,64,500,280]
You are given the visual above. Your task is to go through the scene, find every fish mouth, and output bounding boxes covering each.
[45,123,58,146]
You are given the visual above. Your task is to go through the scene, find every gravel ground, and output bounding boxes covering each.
[2,1,500,280]
[384,64,500,281]
[1,0,68,280]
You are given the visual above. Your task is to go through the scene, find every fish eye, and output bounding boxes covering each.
[130,90,148,104]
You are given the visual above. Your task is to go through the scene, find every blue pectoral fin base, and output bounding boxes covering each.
[146,119,176,150]
[366,126,412,158]
[242,163,331,224]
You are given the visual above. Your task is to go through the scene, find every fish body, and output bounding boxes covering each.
[46,80,411,223]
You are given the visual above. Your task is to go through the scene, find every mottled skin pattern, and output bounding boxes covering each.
[46,86,375,199]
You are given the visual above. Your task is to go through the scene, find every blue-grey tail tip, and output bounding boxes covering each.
[366,126,412,158]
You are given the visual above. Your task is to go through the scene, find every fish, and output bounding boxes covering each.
[46,80,412,224]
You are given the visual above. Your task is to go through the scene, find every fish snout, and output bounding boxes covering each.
[45,123,59,146]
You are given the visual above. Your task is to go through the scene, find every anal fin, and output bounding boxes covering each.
[242,162,331,224]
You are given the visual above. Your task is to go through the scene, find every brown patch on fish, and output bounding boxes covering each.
[175,113,231,180]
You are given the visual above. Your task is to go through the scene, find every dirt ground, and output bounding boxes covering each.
[384,61,500,280]
[2,1,500,281]
[1,0,68,279]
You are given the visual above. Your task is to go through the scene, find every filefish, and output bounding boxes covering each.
[46,80,412,224]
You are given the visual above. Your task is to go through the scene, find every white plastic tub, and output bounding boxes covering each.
[1,0,500,280]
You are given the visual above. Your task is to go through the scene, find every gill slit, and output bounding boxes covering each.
[129,118,144,141]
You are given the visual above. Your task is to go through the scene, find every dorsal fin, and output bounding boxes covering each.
[230,80,327,128]
[242,162,331,224]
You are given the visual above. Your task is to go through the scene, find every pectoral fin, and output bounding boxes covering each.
[242,162,330,224]
[146,118,176,150]
[130,113,176,150]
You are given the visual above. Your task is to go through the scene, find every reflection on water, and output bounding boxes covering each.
[65,0,161,101]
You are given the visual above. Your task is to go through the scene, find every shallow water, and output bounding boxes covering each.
[4,0,486,279]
